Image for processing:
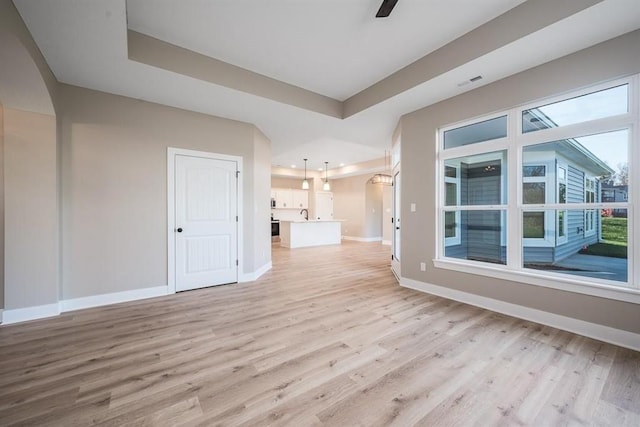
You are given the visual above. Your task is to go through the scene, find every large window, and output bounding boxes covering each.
[436,78,636,299]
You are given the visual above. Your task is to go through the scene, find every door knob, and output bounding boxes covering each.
[177,227,183,233]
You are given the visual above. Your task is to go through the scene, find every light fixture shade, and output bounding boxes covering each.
[323,161,330,191]
[302,158,309,190]
[368,150,394,185]
[368,173,393,185]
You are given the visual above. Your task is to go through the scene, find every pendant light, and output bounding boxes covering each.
[302,158,309,190]
[368,149,393,185]
[323,161,331,191]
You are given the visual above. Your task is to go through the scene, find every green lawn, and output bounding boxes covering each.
[601,216,627,246]
[579,242,627,258]
[579,216,627,259]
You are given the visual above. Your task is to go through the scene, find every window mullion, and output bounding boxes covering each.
[439,138,509,160]
[518,114,634,147]
[631,75,639,288]
[436,149,444,260]
[508,110,521,270]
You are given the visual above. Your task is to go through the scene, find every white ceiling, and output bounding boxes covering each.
[13,0,640,173]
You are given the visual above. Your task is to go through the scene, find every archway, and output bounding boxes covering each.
[0,9,58,322]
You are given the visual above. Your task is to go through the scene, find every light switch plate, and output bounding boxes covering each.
[410,203,416,212]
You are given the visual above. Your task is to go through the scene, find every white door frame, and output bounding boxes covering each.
[314,191,333,220]
[391,166,401,280]
[167,147,243,294]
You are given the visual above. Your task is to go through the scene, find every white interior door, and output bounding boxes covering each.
[175,155,238,291]
[315,192,333,220]
[392,169,401,279]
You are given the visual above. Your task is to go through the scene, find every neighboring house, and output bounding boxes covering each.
[445,110,614,265]
[520,139,613,263]
[601,184,628,217]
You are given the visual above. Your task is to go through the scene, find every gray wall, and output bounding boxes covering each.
[58,84,270,299]
[252,127,272,271]
[400,30,640,333]
[0,0,58,114]
[333,174,368,238]
[4,108,58,309]
[0,103,3,310]
[364,182,383,239]
[0,0,60,312]
[333,174,384,239]
[382,185,392,243]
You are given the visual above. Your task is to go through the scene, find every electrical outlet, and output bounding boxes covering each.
[420,262,426,271]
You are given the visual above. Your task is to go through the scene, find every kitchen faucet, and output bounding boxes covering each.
[300,209,309,220]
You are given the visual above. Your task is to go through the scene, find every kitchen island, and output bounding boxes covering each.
[279,220,343,248]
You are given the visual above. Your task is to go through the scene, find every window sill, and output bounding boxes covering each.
[432,258,640,304]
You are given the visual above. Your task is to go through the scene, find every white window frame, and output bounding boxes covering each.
[584,176,596,237]
[440,144,508,261]
[434,75,639,304]
[522,160,555,247]
[556,163,568,245]
[444,163,461,246]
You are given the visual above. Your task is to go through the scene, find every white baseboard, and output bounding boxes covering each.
[382,240,392,246]
[60,286,169,313]
[2,303,60,325]
[342,236,382,242]
[401,277,640,352]
[239,261,272,283]
[1,263,276,325]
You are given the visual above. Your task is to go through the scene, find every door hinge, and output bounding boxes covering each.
[236,215,238,222]
[236,171,240,178]
[236,259,239,266]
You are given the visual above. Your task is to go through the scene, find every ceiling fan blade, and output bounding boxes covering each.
[376,0,399,18]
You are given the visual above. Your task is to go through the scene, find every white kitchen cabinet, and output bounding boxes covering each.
[273,188,293,209]
[272,188,308,209]
[292,190,309,209]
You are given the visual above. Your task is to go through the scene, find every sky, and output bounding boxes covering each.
[535,84,629,173]
[576,130,628,173]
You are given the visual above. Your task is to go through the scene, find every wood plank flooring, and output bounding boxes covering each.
[0,241,639,426]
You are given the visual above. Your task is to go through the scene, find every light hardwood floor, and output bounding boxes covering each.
[0,241,638,426]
